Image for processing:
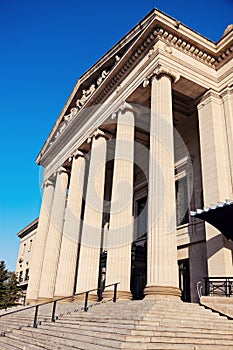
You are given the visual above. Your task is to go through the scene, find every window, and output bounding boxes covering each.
[19,271,23,282]
[28,239,32,252]
[25,268,29,281]
[22,243,26,255]
[176,175,189,226]
[136,196,147,238]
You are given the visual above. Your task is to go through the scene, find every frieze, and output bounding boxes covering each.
[47,24,233,150]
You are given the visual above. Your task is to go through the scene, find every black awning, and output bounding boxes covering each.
[191,200,233,240]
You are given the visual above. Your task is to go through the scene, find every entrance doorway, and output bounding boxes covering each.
[131,196,147,299]
[178,259,191,302]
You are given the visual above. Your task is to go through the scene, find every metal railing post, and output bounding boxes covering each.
[33,305,39,328]
[113,283,117,303]
[84,292,89,312]
[205,277,208,296]
[51,300,57,322]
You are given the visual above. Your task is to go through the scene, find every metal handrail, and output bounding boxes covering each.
[0,282,120,328]
[204,277,233,297]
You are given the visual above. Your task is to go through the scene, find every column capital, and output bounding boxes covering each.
[87,128,110,144]
[68,149,85,162]
[111,101,137,119]
[143,64,180,88]
[219,86,233,99]
[53,166,69,177]
[42,178,55,189]
[197,89,222,110]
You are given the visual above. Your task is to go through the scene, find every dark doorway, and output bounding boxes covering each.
[98,250,107,300]
[178,259,191,302]
[131,196,147,299]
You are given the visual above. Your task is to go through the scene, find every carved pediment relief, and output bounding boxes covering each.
[37,8,233,164]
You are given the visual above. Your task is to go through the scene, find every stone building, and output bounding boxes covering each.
[24,8,233,305]
[16,218,38,302]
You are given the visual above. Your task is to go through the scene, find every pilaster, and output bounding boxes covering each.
[197,89,233,276]
[221,86,233,195]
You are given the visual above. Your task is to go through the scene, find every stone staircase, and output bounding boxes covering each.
[1,298,233,349]
[200,296,233,319]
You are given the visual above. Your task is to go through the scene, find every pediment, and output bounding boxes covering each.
[37,11,157,162]
[37,8,233,164]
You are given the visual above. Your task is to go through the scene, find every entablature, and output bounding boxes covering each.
[37,8,233,171]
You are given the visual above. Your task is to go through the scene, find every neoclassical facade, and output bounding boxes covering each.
[25,9,233,304]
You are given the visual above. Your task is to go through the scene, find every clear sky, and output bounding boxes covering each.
[0,0,233,271]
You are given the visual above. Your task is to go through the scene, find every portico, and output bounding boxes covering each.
[25,8,233,305]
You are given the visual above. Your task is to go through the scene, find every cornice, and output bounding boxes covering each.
[155,27,233,69]
[17,218,39,238]
[37,13,233,165]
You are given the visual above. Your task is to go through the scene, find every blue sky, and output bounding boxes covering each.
[0,0,233,271]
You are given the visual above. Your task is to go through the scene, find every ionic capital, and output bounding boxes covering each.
[42,178,55,189]
[87,128,110,144]
[111,101,137,119]
[53,166,69,177]
[68,149,85,162]
[142,64,180,87]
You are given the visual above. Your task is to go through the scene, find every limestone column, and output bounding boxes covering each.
[54,151,86,298]
[144,65,181,300]
[75,129,108,300]
[26,178,55,304]
[197,89,233,276]
[38,167,69,302]
[104,102,135,300]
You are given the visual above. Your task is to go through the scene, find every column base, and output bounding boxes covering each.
[37,297,54,304]
[53,296,74,303]
[144,285,181,301]
[25,298,38,306]
[73,292,98,303]
[102,290,132,301]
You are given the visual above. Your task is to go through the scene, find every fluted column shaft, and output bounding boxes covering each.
[26,179,55,304]
[75,131,107,298]
[54,152,86,298]
[144,72,181,300]
[104,104,135,299]
[198,90,233,276]
[38,168,69,302]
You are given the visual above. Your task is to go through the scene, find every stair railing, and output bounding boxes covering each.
[204,277,233,297]
[0,282,120,329]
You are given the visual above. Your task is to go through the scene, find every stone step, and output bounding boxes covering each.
[123,334,233,346]
[0,335,46,350]
[57,316,139,325]
[141,316,232,328]
[138,322,233,333]
[136,321,231,332]
[143,312,228,322]
[121,342,233,349]
[40,321,132,335]
[134,324,233,336]
[7,330,121,350]
[17,325,126,342]
[0,337,23,350]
